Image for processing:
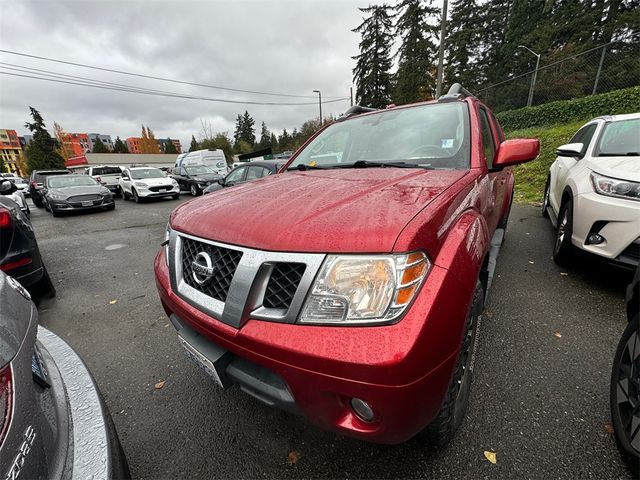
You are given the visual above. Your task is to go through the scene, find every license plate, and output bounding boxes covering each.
[178,334,226,388]
[81,200,93,206]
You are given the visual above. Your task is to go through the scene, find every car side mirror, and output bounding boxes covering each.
[217,178,225,186]
[493,138,541,169]
[0,180,13,193]
[556,143,583,158]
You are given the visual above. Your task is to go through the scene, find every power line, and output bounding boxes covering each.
[0,70,350,106]
[0,49,345,99]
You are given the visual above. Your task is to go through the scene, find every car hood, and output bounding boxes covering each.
[170,168,467,253]
[49,185,104,197]
[587,156,640,182]
[132,177,174,186]
[192,174,219,182]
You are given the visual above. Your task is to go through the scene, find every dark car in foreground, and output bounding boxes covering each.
[611,265,640,474]
[203,160,284,194]
[28,169,70,208]
[42,174,115,217]
[0,196,54,298]
[171,165,221,196]
[0,272,130,479]
[156,85,540,444]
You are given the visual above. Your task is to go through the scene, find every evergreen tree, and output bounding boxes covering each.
[189,135,198,152]
[352,4,395,108]
[164,138,178,154]
[240,111,256,147]
[92,137,109,153]
[24,107,65,173]
[278,129,291,151]
[112,136,129,153]
[444,0,484,89]
[393,0,440,103]
[270,133,279,152]
[257,122,271,149]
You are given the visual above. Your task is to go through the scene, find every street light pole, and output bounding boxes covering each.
[518,45,541,107]
[435,0,449,98]
[313,90,322,125]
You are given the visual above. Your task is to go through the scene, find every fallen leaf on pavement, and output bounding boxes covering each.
[287,451,301,465]
[154,380,166,389]
[484,451,497,464]
[560,272,569,276]
[604,423,614,433]
[554,331,562,338]
[109,299,118,304]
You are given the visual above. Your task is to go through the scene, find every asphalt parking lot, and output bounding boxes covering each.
[30,195,634,479]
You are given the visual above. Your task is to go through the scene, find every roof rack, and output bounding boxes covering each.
[336,105,378,122]
[438,83,475,103]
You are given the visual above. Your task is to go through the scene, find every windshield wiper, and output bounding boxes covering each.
[598,152,639,157]
[286,164,327,171]
[338,160,431,169]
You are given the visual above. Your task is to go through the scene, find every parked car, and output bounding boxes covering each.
[119,166,180,203]
[171,165,220,196]
[9,176,30,197]
[203,160,285,194]
[610,264,639,475]
[175,149,228,176]
[82,165,124,197]
[0,179,29,216]
[155,84,540,444]
[542,113,640,266]
[29,169,71,208]
[0,271,130,479]
[0,195,55,298]
[42,175,115,217]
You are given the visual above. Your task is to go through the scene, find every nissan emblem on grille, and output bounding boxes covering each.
[191,252,216,285]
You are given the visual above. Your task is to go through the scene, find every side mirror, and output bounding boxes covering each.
[0,180,12,193]
[493,138,540,169]
[556,143,583,158]
[217,178,225,186]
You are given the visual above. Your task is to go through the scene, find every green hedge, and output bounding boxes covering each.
[496,86,640,131]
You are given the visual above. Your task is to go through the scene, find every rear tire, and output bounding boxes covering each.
[610,313,640,476]
[33,197,43,208]
[424,280,484,446]
[33,266,56,300]
[553,199,574,266]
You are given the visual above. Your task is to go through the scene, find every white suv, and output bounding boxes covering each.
[119,166,180,203]
[543,113,640,266]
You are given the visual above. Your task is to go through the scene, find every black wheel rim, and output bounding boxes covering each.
[555,208,568,254]
[191,184,196,195]
[615,328,640,453]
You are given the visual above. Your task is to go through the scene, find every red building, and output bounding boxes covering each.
[61,133,91,156]
[126,137,142,154]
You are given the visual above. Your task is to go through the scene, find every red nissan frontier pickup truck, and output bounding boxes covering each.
[155,84,540,445]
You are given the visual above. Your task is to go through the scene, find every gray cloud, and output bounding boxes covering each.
[0,0,390,150]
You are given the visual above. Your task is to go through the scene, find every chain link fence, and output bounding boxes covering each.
[475,36,640,113]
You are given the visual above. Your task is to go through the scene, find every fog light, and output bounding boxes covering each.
[350,398,375,422]
[587,233,605,245]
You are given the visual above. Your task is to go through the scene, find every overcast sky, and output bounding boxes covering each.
[0,0,445,151]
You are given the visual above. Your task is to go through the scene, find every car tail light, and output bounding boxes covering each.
[0,364,13,448]
[0,257,32,272]
[96,176,102,183]
[0,208,11,229]
[30,181,37,188]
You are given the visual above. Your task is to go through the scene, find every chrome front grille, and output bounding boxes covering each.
[169,232,325,328]
[181,237,243,302]
[68,194,101,202]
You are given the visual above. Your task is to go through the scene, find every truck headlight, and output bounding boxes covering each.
[299,252,430,325]
[591,172,640,201]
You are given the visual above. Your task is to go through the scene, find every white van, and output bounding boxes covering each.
[175,149,228,176]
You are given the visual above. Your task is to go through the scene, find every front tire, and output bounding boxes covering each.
[553,199,574,266]
[424,280,484,446]
[133,188,141,203]
[190,183,201,196]
[542,176,550,218]
[122,188,131,200]
[610,314,640,475]
[33,196,43,208]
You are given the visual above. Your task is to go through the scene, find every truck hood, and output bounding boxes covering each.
[587,156,640,182]
[170,168,467,252]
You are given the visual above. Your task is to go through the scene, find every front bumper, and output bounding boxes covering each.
[154,249,467,444]
[572,192,640,266]
[50,197,114,211]
[136,185,179,198]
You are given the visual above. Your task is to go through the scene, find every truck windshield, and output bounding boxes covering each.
[93,167,122,175]
[595,118,640,157]
[130,168,164,179]
[185,166,215,175]
[289,102,470,170]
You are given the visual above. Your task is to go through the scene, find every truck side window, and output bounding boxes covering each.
[479,108,496,169]
[568,124,597,157]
